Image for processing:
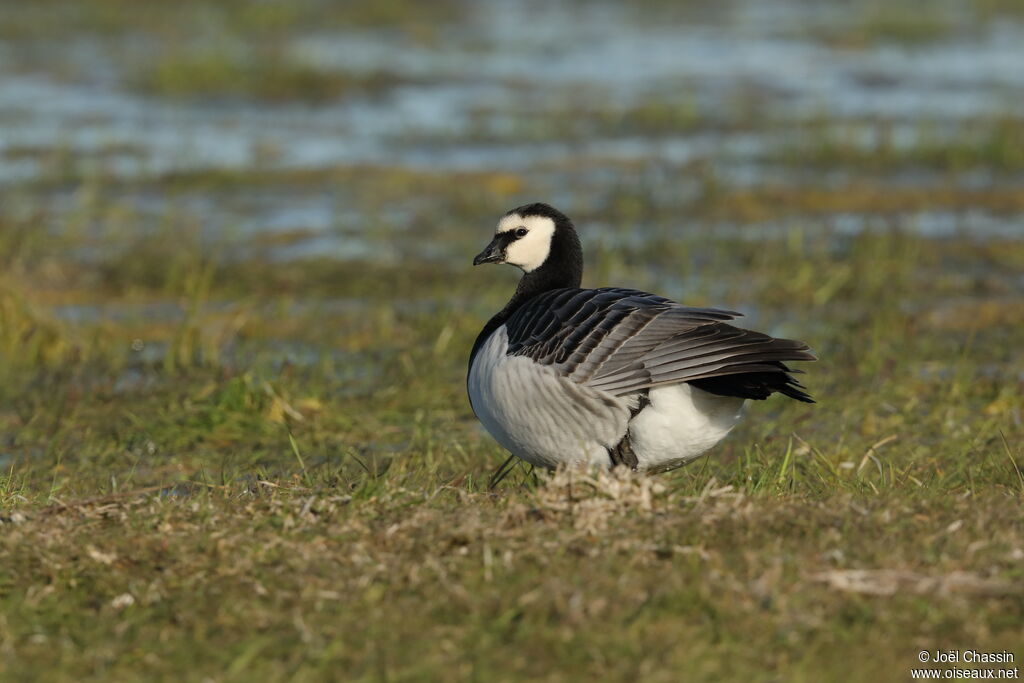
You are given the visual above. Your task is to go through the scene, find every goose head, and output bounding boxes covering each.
[473,203,583,287]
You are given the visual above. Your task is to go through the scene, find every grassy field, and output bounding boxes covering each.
[1,163,1021,681]
[2,0,1024,681]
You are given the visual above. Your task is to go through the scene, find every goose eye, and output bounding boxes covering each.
[514,228,529,238]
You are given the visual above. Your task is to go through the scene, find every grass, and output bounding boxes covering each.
[137,51,407,103]
[810,4,961,47]
[2,0,1024,679]
[0,0,455,101]
[0,0,463,41]
[776,118,1024,173]
[1,161,1022,681]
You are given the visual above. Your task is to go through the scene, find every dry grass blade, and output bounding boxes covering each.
[809,569,1020,597]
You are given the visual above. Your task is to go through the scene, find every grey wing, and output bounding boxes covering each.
[505,287,817,399]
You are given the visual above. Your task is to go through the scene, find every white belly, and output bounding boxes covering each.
[468,327,630,468]
[469,327,744,472]
[630,384,744,472]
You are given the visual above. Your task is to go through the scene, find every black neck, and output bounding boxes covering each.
[507,249,582,312]
[470,227,583,364]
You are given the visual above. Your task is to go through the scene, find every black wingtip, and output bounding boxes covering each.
[689,367,816,403]
[780,386,816,403]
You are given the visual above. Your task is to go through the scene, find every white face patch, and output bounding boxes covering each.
[495,214,556,272]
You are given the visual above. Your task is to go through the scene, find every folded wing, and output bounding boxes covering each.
[504,287,817,402]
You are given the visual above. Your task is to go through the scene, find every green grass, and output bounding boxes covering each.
[137,50,407,103]
[811,4,960,47]
[2,0,1024,678]
[776,118,1024,172]
[1,161,1022,681]
[0,0,456,101]
[0,0,463,41]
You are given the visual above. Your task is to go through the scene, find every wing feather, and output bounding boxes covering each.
[504,287,816,400]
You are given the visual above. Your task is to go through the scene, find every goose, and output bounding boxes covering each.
[467,202,816,473]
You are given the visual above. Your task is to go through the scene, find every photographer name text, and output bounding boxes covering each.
[920,651,1016,664]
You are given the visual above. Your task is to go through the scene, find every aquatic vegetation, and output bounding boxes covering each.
[776,117,1024,172]
[138,51,407,103]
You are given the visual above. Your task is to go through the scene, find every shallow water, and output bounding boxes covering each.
[2,1,1023,180]
[1,0,1022,274]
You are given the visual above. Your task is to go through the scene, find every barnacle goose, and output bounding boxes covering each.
[467,202,817,473]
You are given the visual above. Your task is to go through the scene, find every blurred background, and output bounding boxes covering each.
[2,2,1023,680]
[1,0,1022,477]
